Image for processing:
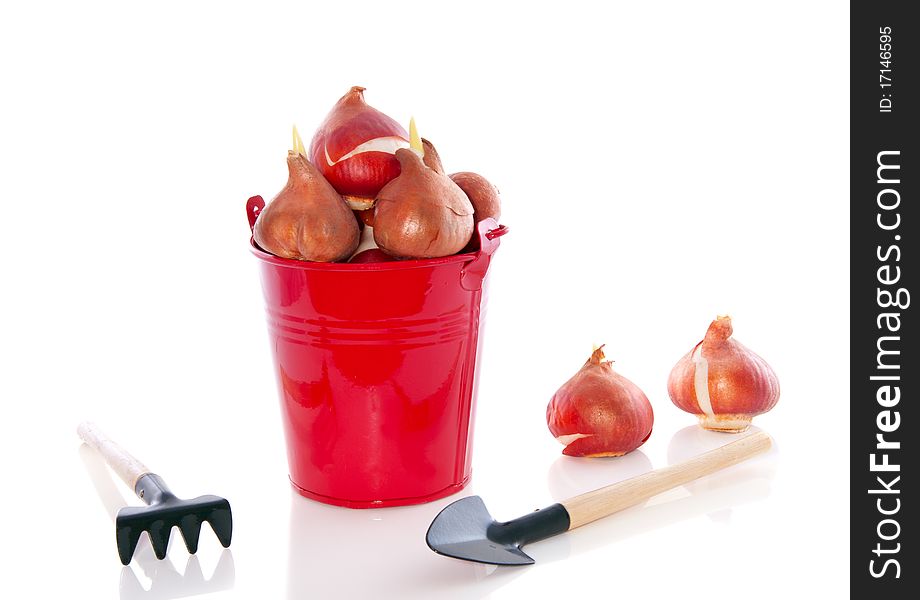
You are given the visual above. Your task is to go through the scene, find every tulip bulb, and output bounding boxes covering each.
[253,151,360,262]
[547,346,654,457]
[667,316,780,432]
[373,148,474,258]
[450,172,501,223]
[309,86,409,209]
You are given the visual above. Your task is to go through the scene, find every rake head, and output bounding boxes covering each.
[115,474,232,565]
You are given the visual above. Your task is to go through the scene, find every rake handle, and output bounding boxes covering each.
[561,431,772,530]
[77,422,151,491]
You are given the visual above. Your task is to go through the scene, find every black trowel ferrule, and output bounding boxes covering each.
[487,503,571,547]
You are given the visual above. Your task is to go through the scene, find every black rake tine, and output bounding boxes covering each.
[179,514,203,554]
[77,424,233,565]
[147,521,171,560]
[116,524,143,566]
[206,507,233,548]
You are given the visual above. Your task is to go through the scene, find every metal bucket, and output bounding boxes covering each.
[247,196,506,508]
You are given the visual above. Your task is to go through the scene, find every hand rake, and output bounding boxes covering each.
[78,422,232,565]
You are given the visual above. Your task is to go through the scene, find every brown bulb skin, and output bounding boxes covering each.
[547,346,654,457]
[421,138,445,174]
[254,152,360,262]
[373,149,474,259]
[355,208,375,228]
[450,172,501,222]
[667,316,780,432]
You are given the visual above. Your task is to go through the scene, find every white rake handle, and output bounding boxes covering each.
[77,422,151,490]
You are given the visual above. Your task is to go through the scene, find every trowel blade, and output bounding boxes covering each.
[425,496,535,566]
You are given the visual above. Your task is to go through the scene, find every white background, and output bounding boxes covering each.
[0,1,849,598]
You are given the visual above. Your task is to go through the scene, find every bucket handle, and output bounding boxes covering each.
[247,195,265,232]
[461,218,507,291]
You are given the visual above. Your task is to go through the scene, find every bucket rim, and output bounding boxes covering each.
[249,237,480,271]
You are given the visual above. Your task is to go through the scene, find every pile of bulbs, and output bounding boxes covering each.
[547,316,781,457]
[253,86,501,263]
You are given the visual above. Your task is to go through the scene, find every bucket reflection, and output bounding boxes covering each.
[286,489,524,599]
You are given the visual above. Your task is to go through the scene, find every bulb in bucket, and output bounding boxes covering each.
[253,127,359,262]
[249,89,501,265]
[309,86,409,210]
[450,172,501,223]
[373,140,474,259]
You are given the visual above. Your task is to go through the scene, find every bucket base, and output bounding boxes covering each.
[289,474,472,509]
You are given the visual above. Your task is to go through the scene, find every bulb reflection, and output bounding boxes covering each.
[540,427,776,560]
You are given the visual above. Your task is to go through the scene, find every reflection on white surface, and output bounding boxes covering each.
[533,450,653,563]
[286,489,526,600]
[525,427,776,564]
[546,450,653,501]
[667,425,778,524]
[79,443,130,520]
[78,444,236,599]
[119,546,235,600]
[283,428,778,597]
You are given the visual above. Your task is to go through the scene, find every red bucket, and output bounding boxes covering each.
[246,196,506,508]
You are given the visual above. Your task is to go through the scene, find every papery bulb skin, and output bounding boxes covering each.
[309,86,409,208]
[253,152,360,262]
[421,138,445,174]
[667,316,780,432]
[373,148,474,258]
[547,346,654,457]
[355,207,375,228]
[450,172,501,223]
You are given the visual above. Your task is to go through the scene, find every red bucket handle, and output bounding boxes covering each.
[247,195,265,232]
[461,218,507,291]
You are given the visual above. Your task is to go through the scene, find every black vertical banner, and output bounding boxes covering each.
[851,2,916,596]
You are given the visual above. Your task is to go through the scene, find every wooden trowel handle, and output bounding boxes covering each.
[77,422,151,491]
[561,431,772,530]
